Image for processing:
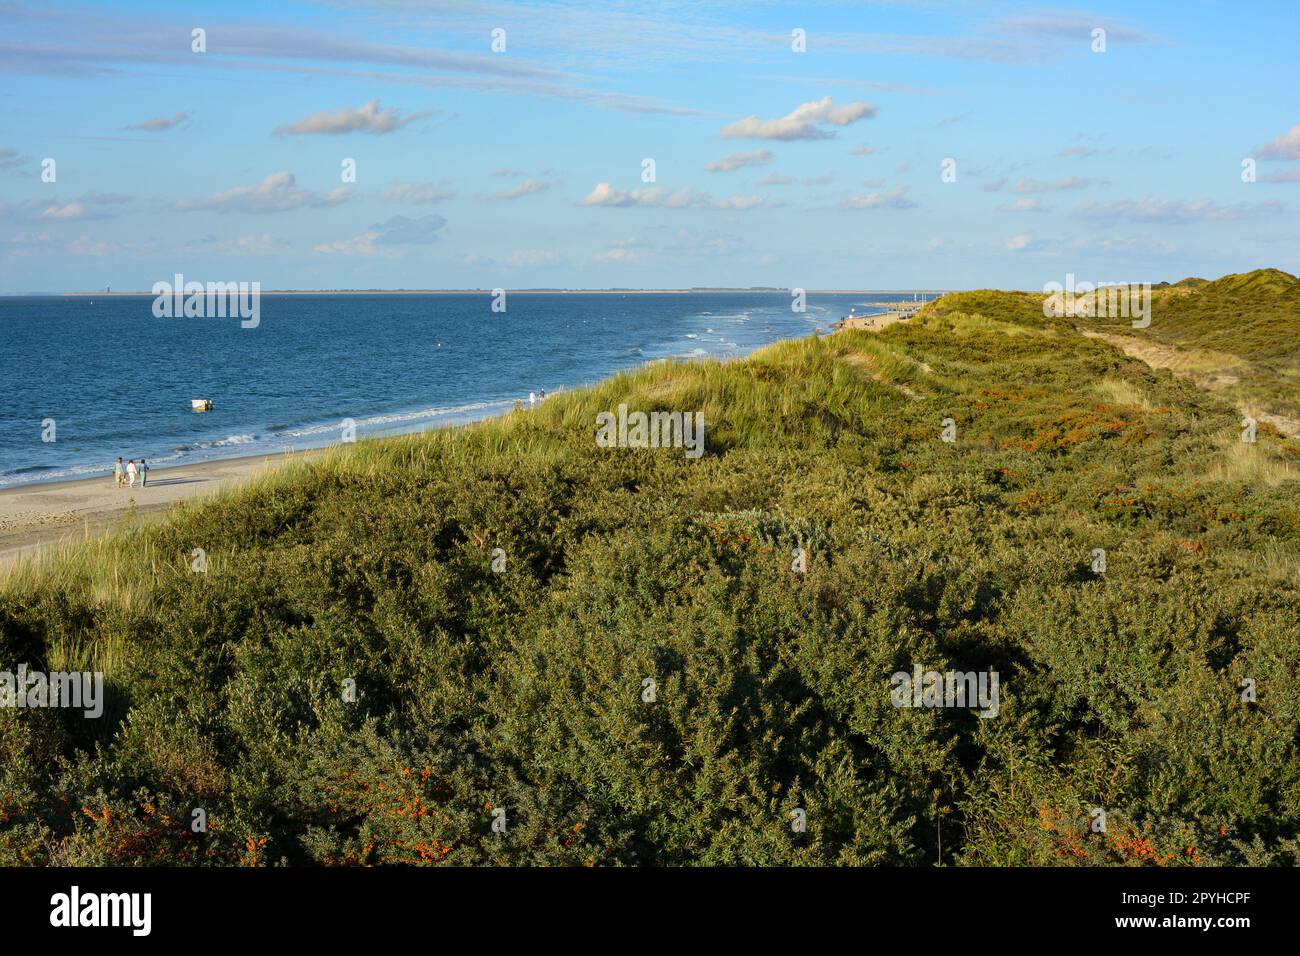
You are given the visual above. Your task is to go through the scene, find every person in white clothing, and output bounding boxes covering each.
[529,391,536,407]
[126,459,138,488]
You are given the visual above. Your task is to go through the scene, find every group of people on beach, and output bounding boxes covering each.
[113,456,149,489]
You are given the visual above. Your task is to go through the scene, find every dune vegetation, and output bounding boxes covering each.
[1,271,1297,866]
[1080,268,1300,428]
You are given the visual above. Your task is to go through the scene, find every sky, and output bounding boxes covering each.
[0,0,1297,293]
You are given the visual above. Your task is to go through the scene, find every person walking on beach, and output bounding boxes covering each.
[126,458,138,488]
[529,391,537,408]
[139,458,149,487]
[114,457,124,488]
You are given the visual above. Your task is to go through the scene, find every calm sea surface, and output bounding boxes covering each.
[0,292,910,487]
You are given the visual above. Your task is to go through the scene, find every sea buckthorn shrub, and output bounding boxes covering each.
[1,274,1297,865]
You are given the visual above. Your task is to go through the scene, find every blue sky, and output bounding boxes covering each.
[1,0,1297,292]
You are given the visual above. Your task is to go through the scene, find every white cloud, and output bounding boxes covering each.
[1256,124,1300,160]
[839,184,915,210]
[722,96,876,141]
[39,201,90,221]
[997,197,1044,212]
[996,12,1153,44]
[28,192,130,222]
[178,172,350,213]
[275,99,432,135]
[705,149,773,172]
[593,246,641,262]
[850,144,877,156]
[580,182,770,210]
[187,233,289,254]
[495,178,550,200]
[68,234,114,256]
[314,213,446,254]
[508,249,561,266]
[1010,176,1102,193]
[1005,233,1036,251]
[1074,196,1284,223]
[385,182,456,203]
[125,112,189,132]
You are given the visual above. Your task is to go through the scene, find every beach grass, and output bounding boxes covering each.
[1,270,1298,866]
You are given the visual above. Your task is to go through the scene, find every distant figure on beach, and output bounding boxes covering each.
[539,388,547,400]
[139,458,149,487]
[529,391,537,408]
[114,457,124,488]
[126,459,138,488]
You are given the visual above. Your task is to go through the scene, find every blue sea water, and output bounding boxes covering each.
[0,291,911,487]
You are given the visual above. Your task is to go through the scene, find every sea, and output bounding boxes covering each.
[0,291,916,488]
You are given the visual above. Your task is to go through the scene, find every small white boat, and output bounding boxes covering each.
[191,399,213,412]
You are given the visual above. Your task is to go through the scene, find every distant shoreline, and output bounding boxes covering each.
[48,289,953,297]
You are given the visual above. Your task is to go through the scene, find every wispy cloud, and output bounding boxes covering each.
[1055,145,1112,158]
[275,99,432,135]
[1005,233,1046,252]
[839,184,915,210]
[314,213,447,254]
[384,182,456,203]
[186,233,290,254]
[1010,175,1103,193]
[125,111,189,132]
[23,192,131,222]
[580,182,770,210]
[494,178,550,200]
[997,198,1045,212]
[177,172,349,213]
[1074,196,1285,223]
[0,8,699,116]
[996,10,1155,44]
[1256,124,1300,160]
[705,149,773,173]
[722,96,876,141]
[508,249,561,267]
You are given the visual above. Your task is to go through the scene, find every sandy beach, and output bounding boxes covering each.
[0,451,313,568]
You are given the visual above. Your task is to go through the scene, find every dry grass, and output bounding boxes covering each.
[1204,434,1299,487]
[1093,377,1153,411]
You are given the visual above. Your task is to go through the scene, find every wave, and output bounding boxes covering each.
[173,434,256,453]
